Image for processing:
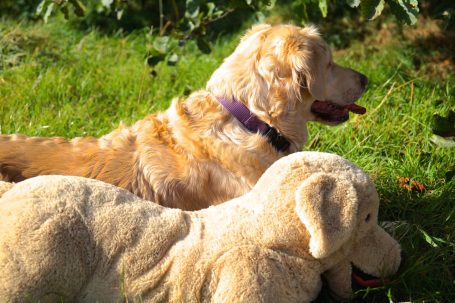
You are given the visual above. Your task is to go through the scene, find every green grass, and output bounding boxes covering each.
[1,18,454,302]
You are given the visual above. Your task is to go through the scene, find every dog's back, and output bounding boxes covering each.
[0,95,259,210]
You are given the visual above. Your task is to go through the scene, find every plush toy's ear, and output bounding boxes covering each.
[295,173,358,259]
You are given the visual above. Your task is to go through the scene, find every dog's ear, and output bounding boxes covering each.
[289,28,328,101]
[240,24,271,42]
[304,45,328,101]
[295,173,358,259]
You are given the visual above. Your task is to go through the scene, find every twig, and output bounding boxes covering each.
[158,0,164,35]
[170,0,179,22]
[344,134,372,157]
[137,65,148,105]
[307,132,320,149]
[409,80,414,105]
[370,82,396,115]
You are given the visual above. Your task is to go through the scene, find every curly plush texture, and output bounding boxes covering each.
[0,152,401,302]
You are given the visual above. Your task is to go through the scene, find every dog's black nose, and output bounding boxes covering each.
[359,74,368,88]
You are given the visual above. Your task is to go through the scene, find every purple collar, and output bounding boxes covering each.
[217,97,290,152]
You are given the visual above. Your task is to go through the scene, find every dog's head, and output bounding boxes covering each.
[207,24,368,147]
[253,152,401,299]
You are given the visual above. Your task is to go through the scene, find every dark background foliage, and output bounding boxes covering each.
[1,0,453,66]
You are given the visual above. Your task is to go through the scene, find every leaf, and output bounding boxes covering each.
[318,0,328,18]
[420,229,438,248]
[196,37,211,54]
[43,2,55,23]
[441,8,455,30]
[206,2,216,16]
[398,176,412,191]
[430,134,455,148]
[152,36,170,54]
[255,11,266,23]
[347,0,361,8]
[361,0,385,20]
[397,176,427,193]
[410,180,426,193]
[185,0,200,19]
[36,0,48,15]
[388,0,419,25]
[69,0,86,17]
[101,0,114,9]
[116,9,124,20]
[167,53,179,66]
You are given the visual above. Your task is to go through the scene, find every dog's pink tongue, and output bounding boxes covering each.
[346,103,366,115]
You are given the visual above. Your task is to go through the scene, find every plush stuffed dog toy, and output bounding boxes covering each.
[0,152,401,302]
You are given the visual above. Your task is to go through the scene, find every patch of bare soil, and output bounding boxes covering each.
[357,17,454,78]
[405,18,455,77]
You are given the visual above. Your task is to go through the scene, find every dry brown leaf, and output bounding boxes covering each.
[398,176,426,193]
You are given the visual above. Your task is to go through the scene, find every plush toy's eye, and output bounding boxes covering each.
[365,214,371,223]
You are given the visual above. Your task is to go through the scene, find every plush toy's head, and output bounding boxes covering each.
[253,152,401,299]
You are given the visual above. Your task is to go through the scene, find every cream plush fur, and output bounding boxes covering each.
[0,152,401,302]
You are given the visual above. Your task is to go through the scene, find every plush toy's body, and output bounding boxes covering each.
[0,152,401,302]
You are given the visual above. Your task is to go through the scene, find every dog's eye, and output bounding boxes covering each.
[365,214,371,223]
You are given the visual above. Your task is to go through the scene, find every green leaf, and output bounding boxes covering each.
[206,2,216,16]
[361,0,385,20]
[101,0,113,9]
[347,0,361,8]
[196,37,211,54]
[116,9,124,20]
[441,8,455,30]
[152,36,170,54]
[167,53,179,66]
[318,0,328,18]
[420,229,438,248]
[185,0,200,19]
[43,2,55,23]
[430,135,455,148]
[36,0,48,15]
[255,11,266,22]
[388,0,419,25]
[69,0,86,17]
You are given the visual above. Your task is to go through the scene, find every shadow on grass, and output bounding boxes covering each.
[377,185,454,302]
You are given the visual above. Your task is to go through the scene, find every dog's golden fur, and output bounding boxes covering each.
[0,24,367,210]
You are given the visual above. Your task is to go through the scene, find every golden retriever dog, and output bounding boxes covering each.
[0,24,368,210]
